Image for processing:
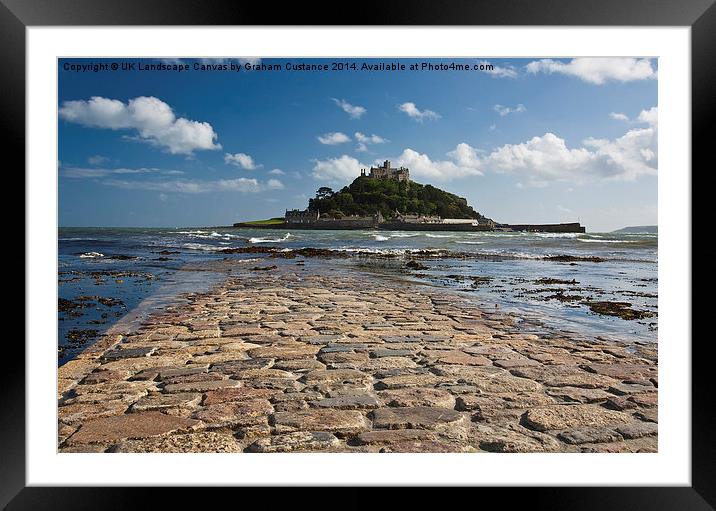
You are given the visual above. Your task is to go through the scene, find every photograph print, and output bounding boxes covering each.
[57,57,658,453]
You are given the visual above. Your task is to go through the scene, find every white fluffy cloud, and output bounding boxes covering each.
[311,106,656,186]
[224,152,261,170]
[608,107,657,126]
[317,132,351,145]
[398,102,440,122]
[355,132,387,144]
[479,61,518,79]
[486,107,657,185]
[355,132,388,152]
[486,133,596,186]
[637,106,658,127]
[396,144,484,181]
[526,58,657,85]
[494,104,526,117]
[59,96,221,155]
[331,98,366,119]
[102,177,273,194]
[312,144,484,183]
[62,166,184,178]
[312,155,368,182]
[267,178,285,190]
[87,155,109,165]
[268,168,285,175]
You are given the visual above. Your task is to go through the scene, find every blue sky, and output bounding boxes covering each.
[58,57,657,232]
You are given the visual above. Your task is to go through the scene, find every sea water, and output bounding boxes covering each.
[58,227,658,364]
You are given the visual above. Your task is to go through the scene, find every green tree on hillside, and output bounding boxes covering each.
[307,176,493,223]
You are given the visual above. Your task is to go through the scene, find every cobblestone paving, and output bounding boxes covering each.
[58,265,658,453]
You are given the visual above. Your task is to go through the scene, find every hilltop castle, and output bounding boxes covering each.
[361,160,410,182]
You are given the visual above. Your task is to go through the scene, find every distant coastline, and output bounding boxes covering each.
[611,225,657,234]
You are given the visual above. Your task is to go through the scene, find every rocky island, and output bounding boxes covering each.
[234,161,586,233]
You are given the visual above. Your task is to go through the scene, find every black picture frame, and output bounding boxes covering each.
[5,0,711,508]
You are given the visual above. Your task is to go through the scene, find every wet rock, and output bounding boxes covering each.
[522,405,631,432]
[245,431,341,452]
[406,260,428,270]
[66,411,198,445]
[583,301,655,320]
[535,278,578,285]
[272,409,369,435]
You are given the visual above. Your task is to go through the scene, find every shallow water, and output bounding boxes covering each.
[58,226,657,364]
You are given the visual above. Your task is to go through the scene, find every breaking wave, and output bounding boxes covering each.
[248,233,293,244]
